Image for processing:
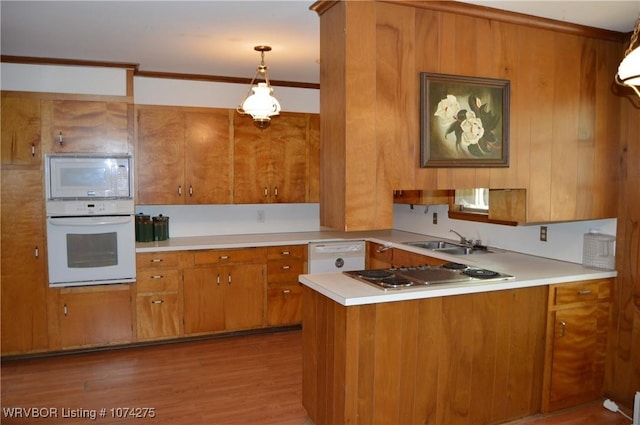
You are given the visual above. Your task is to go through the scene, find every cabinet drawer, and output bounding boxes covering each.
[368,242,392,264]
[137,269,180,293]
[137,252,181,269]
[267,245,307,261]
[267,260,305,283]
[193,248,265,265]
[267,283,302,326]
[552,279,611,306]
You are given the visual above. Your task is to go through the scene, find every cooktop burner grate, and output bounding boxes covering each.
[358,270,394,279]
[380,277,413,288]
[462,269,499,279]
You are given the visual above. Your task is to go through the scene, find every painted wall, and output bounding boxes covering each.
[393,203,617,265]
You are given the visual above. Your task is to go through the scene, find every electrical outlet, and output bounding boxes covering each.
[257,210,265,223]
[540,226,548,242]
[433,212,438,225]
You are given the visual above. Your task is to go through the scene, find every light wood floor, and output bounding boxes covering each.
[0,329,631,425]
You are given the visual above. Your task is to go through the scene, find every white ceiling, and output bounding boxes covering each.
[1,1,639,85]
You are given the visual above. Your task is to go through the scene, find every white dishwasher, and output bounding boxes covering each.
[308,240,366,273]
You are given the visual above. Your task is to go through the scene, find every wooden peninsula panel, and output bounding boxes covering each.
[302,285,548,425]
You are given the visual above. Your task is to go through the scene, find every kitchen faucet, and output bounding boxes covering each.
[449,229,472,246]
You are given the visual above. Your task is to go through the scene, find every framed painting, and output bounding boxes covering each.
[420,72,510,168]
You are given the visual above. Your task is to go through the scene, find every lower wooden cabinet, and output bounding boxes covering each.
[55,285,133,349]
[266,245,306,326]
[542,278,612,412]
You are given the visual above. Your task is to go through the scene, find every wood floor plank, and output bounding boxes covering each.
[0,329,630,425]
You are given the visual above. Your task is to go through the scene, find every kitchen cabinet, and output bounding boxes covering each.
[1,93,41,165]
[233,112,313,203]
[135,252,183,341]
[183,248,266,335]
[55,285,133,349]
[136,105,233,205]
[0,169,49,355]
[266,245,306,326]
[542,278,612,412]
[367,242,393,269]
[46,99,130,154]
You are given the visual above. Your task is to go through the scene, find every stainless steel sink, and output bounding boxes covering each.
[403,241,493,255]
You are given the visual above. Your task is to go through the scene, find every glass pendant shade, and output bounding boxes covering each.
[242,82,281,122]
[618,46,640,87]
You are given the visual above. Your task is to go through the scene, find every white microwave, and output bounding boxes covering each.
[46,154,133,200]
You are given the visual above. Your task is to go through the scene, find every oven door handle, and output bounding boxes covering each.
[48,216,133,226]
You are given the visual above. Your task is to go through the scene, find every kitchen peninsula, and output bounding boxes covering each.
[297,233,616,425]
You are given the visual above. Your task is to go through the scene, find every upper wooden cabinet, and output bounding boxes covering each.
[1,93,41,165]
[46,100,130,154]
[135,105,232,205]
[313,1,624,228]
[233,112,316,204]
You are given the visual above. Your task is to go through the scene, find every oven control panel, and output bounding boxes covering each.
[46,199,134,216]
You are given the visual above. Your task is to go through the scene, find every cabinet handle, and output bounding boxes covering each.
[283,289,291,295]
[150,258,163,263]
[559,320,566,338]
[178,185,182,196]
[63,303,68,316]
[228,273,232,285]
[189,186,193,197]
[58,131,63,145]
[151,299,164,305]
[151,275,164,279]
[264,187,268,198]
[377,246,391,253]
[281,250,290,255]
[274,186,278,198]
[281,265,291,270]
[31,143,35,157]
[34,246,39,258]
[219,255,229,260]
[216,274,220,286]
[578,289,592,296]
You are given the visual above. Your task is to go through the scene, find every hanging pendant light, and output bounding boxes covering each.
[616,15,640,99]
[237,45,281,129]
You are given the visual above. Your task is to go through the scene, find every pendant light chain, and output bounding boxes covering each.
[625,16,640,57]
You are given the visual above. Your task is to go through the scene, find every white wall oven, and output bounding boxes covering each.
[45,154,136,287]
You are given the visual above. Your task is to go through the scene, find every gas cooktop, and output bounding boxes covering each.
[343,262,515,291]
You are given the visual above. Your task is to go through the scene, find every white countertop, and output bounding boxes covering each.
[136,229,617,306]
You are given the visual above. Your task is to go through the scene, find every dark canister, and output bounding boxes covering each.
[152,214,170,241]
[135,214,151,242]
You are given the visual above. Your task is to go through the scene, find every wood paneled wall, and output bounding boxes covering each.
[607,96,640,407]
[314,0,625,229]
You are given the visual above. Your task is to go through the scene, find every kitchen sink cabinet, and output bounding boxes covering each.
[183,248,266,335]
[1,93,41,165]
[0,169,49,355]
[135,105,232,205]
[46,99,130,154]
[266,245,306,326]
[233,112,315,203]
[542,278,612,412]
[135,252,184,341]
[54,285,133,350]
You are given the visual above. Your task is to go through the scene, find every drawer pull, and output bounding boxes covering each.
[219,255,229,260]
[151,275,164,279]
[559,320,566,338]
[150,258,163,263]
[377,245,390,253]
[281,265,291,270]
[151,299,164,305]
[216,274,220,286]
[281,251,290,255]
[283,289,291,295]
[578,289,592,296]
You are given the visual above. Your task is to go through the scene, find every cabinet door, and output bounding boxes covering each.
[136,293,180,341]
[50,100,129,153]
[185,109,232,204]
[548,304,609,409]
[1,94,41,165]
[58,286,133,349]
[183,267,225,334]
[270,113,308,203]
[136,107,186,204]
[267,283,302,326]
[0,169,48,354]
[224,264,265,329]
[233,114,271,203]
